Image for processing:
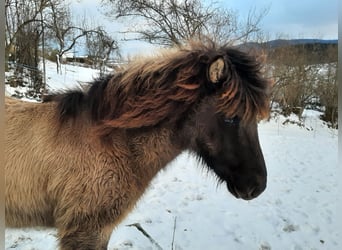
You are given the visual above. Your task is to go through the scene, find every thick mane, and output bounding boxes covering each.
[217,48,270,123]
[45,41,270,134]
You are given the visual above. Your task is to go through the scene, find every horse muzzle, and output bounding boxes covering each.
[226,177,267,200]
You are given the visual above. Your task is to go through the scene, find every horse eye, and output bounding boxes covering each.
[224,116,240,125]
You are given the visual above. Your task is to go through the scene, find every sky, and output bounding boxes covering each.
[222,0,338,40]
[70,0,338,57]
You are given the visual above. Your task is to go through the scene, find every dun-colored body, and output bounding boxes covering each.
[6,41,271,249]
[6,97,182,249]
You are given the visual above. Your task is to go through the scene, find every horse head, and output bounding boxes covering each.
[186,50,270,200]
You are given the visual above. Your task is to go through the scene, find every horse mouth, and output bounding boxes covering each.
[226,182,265,201]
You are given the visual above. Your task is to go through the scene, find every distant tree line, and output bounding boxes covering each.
[266,42,337,128]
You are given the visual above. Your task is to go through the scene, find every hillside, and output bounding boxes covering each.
[239,39,338,65]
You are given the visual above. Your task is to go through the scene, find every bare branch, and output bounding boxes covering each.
[126,223,163,250]
[102,0,268,46]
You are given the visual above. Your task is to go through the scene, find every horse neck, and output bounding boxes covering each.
[124,125,184,188]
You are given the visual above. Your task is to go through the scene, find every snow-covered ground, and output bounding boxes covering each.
[5,61,339,250]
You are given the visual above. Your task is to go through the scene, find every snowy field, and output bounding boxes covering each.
[5,61,339,250]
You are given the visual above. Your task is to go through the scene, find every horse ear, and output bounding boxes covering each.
[208,57,227,84]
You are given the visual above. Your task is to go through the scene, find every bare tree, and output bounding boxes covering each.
[316,46,338,127]
[5,0,49,67]
[5,0,48,98]
[268,45,319,117]
[42,0,118,73]
[101,0,268,47]
[267,41,337,126]
[86,30,120,75]
[206,7,268,45]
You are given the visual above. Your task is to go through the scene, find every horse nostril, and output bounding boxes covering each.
[227,178,266,200]
[236,187,257,200]
[234,184,265,200]
[246,186,256,198]
[248,182,266,199]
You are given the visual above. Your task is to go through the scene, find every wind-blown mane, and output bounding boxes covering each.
[44,41,270,134]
